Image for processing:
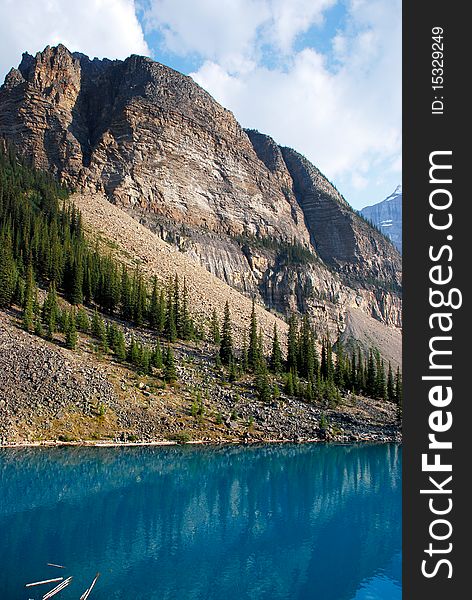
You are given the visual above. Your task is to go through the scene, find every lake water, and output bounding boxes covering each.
[0,444,401,600]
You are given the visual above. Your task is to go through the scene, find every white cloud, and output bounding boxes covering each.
[258,0,338,54]
[0,0,149,83]
[351,172,369,191]
[142,0,336,72]
[142,0,269,73]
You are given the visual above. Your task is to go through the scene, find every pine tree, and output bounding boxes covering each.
[83,262,93,304]
[164,345,177,383]
[306,330,318,384]
[324,380,341,408]
[91,309,107,351]
[285,371,295,396]
[387,362,395,402]
[22,262,35,332]
[0,233,16,308]
[13,276,25,307]
[65,309,78,349]
[139,345,152,375]
[91,309,100,337]
[320,340,327,380]
[287,314,298,374]
[228,357,238,382]
[220,301,233,365]
[57,307,67,333]
[149,276,160,329]
[43,283,59,339]
[372,350,385,399]
[395,367,403,406]
[114,328,127,361]
[357,348,365,392]
[305,379,314,402]
[257,327,264,365]
[151,340,163,369]
[179,277,191,339]
[366,350,376,397]
[33,291,44,337]
[343,356,352,390]
[248,300,259,371]
[326,337,334,382]
[76,306,90,333]
[298,315,311,377]
[107,322,119,351]
[91,309,102,337]
[120,266,133,321]
[210,307,221,345]
[334,341,345,389]
[108,262,121,314]
[157,289,166,334]
[273,383,280,400]
[49,227,63,287]
[375,355,387,400]
[70,255,83,305]
[255,357,271,402]
[292,368,300,397]
[173,274,181,335]
[127,336,140,365]
[165,279,177,342]
[133,270,147,326]
[192,390,204,419]
[350,351,357,393]
[241,329,249,373]
[270,323,283,374]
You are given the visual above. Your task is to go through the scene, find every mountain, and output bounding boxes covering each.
[0,46,401,330]
[0,45,403,444]
[360,186,402,253]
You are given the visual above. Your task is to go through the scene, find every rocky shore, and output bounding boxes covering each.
[0,311,401,447]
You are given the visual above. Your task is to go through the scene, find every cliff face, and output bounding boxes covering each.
[0,45,402,337]
[360,186,402,253]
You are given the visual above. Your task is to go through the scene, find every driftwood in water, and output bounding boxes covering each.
[80,573,100,600]
[42,576,73,599]
[25,578,63,588]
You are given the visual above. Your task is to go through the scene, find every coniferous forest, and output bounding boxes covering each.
[0,146,402,414]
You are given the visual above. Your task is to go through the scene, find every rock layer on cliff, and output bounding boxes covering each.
[0,44,402,346]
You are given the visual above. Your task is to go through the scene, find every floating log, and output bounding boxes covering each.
[47,563,65,569]
[42,576,73,599]
[80,573,100,600]
[25,578,63,588]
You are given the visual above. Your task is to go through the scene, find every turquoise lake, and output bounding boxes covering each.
[0,444,401,599]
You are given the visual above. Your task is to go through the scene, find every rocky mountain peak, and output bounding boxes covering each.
[0,45,402,355]
[360,186,402,253]
[19,45,81,101]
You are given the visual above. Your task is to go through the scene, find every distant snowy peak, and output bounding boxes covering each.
[360,187,402,254]
[384,184,402,201]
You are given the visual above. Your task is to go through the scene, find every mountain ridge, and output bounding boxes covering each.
[0,45,403,445]
[360,186,402,253]
[0,44,402,343]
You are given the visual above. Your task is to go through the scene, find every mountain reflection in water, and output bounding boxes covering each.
[0,443,401,599]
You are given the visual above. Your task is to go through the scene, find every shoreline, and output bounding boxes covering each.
[0,435,401,449]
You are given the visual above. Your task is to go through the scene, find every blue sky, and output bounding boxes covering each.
[0,0,401,210]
